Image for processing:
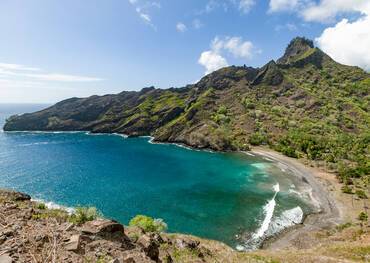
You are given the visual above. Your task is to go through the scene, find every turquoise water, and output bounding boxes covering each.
[0,104,311,249]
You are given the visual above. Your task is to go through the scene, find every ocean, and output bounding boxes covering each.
[0,103,313,249]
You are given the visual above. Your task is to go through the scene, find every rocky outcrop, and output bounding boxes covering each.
[3,37,369,158]
[1,189,369,262]
[0,189,246,262]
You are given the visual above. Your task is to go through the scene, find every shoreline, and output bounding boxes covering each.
[250,147,344,250]
[0,130,350,251]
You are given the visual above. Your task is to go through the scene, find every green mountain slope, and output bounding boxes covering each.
[4,37,370,182]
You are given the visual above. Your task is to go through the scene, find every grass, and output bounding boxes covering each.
[68,207,98,225]
[129,215,167,233]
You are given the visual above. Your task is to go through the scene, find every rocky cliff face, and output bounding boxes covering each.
[3,37,370,168]
[1,189,369,263]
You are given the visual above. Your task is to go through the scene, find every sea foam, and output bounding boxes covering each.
[254,183,280,239]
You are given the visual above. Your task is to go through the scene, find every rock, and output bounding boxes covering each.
[0,254,13,263]
[122,249,153,263]
[81,219,124,237]
[64,223,74,231]
[0,190,31,202]
[109,259,121,263]
[65,234,81,252]
[174,237,200,250]
[137,234,159,261]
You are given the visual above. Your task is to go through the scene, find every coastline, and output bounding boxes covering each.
[0,129,355,252]
[250,146,344,250]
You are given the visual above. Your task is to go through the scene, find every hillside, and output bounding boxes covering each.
[1,189,369,263]
[4,37,370,184]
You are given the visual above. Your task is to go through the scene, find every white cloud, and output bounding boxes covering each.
[128,0,160,30]
[316,16,370,71]
[192,19,204,29]
[268,0,301,12]
[212,37,255,59]
[198,51,229,75]
[302,0,370,22]
[275,22,298,31]
[198,36,257,75]
[0,62,103,82]
[0,63,40,71]
[176,22,187,32]
[197,0,256,15]
[268,0,370,22]
[239,0,256,13]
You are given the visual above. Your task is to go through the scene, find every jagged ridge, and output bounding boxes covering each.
[3,37,370,174]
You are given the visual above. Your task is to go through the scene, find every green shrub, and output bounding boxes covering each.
[129,215,167,233]
[217,105,227,115]
[69,207,98,225]
[36,203,46,210]
[358,212,368,221]
[341,185,354,194]
[335,222,352,231]
[248,132,267,146]
[355,190,368,199]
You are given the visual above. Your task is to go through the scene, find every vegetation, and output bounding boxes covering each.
[358,212,368,222]
[355,190,368,199]
[68,207,98,225]
[36,203,46,210]
[4,37,369,195]
[129,215,168,233]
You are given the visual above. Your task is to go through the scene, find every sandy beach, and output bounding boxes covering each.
[249,146,358,250]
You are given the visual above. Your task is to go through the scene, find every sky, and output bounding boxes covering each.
[0,0,369,103]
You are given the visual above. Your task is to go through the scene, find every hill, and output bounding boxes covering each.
[4,37,370,185]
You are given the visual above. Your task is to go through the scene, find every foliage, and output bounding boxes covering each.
[341,185,354,194]
[129,215,167,233]
[36,203,46,210]
[69,207,98,225]
[358,212,368,221]
[355,190,368,199]
[248,132,267,146]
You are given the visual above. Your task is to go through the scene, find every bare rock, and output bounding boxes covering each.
[175,237,200,250]
[122,249,153,263]
[65,234,81,252]
[0,254,13,263]
[137,234,159,261]
[81,219,124,237]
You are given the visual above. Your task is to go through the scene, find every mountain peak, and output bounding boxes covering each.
[277,37,315,65]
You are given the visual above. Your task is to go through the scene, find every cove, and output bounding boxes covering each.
[0,105,312,249]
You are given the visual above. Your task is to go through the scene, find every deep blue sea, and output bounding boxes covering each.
[0,104,312,249]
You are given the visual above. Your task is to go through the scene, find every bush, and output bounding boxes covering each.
[341,185,354,194]
[69,207,98,225]
[355,190,368,199]
[248,132,267,146]
[358,212,368,222]
[129,215,167,233]
[36,203,46,210]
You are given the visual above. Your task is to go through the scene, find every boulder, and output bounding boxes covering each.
[122,249,153,263]
[0,254,13,263]
[174,237,200,250]
[65,234,81,252]
[137,234,160,261]
[81,219,124,237]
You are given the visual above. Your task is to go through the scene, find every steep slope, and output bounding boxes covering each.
[4,37,370,180]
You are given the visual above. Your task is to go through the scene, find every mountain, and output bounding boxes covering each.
[4,37,370,182]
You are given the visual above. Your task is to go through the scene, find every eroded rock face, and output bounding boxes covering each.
[0,189,219,263]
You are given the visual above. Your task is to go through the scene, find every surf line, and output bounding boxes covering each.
[253,183,280,239]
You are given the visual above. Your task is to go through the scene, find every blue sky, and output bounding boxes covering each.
[0,0,369,103]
